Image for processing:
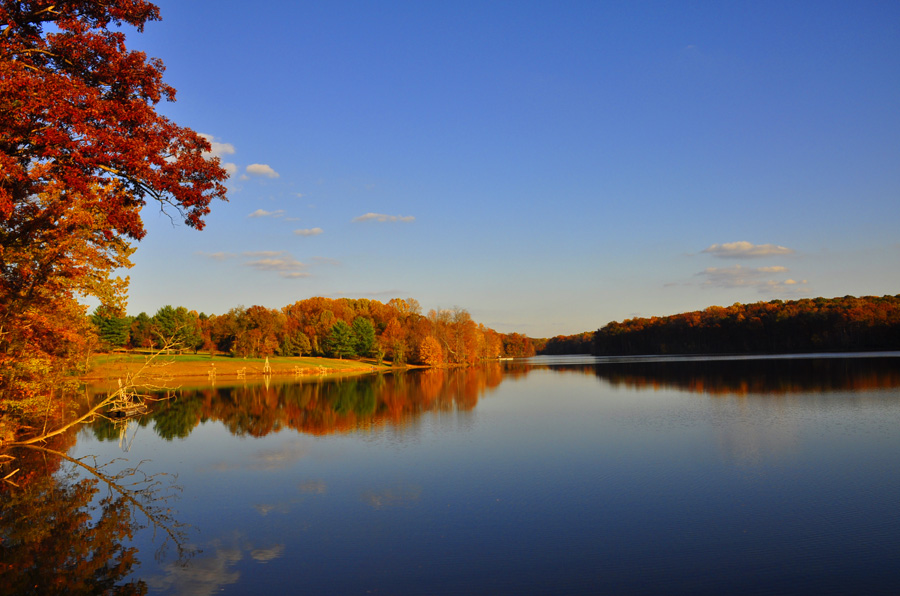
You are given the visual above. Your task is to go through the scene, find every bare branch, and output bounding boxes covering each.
[26,444,193,561]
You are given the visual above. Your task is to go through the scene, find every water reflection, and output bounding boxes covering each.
[0,441,187,596]
[86,365,504,442]
[145,537,285,595]
[518,354,900,396]
[6,355,900,595]
[80,356,900,446]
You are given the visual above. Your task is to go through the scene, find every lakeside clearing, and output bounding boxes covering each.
[81,352,390,391]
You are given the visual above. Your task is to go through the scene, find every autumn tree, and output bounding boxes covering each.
[502,332,535,358]
[417,336,444,366]
[379,318,407,364]
[479,325,503,360]
[589,295,900,356]
[242,305,283,358]
[209,306,246,355]
[0,2,228,414]
[128,312,154,349]
[197,312,217,354]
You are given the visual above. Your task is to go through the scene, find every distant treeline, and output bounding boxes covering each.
[91,297,536,365]
[539,295,900,356]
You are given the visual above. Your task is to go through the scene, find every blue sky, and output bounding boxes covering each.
[118,0,899,337]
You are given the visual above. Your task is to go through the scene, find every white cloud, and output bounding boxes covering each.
[312,256,341,266]
[352,212,415,223]
[246,163,280,178]
[198,133,238,179]
[247,209,286,218]
[197,251,236,261]
[244,250,283,257]
[294,227,323,237]
[326,289,406,298]
[756,266,788,273]
[698,265,807,293]
[198,133,236,158]
[698,265,767,287]
[242,251,308,278]
[702,241,794,259]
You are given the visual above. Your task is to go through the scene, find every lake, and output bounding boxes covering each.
[12,354,900,595]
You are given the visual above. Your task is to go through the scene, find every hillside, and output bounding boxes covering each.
[540,295,900,356]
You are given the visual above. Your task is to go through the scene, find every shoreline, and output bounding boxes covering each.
[80,352,397,390]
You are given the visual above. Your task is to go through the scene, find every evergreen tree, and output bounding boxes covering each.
[90,309,132,350]
[352,317,377,358]
[325,321,357,359]
[152,306,201,352]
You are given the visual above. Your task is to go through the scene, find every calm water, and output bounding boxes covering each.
[24,355,900,594]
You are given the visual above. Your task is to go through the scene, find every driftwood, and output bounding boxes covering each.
[6,340,181,447]
[1,339,194,560]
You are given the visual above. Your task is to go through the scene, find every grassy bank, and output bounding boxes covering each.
[82,352,390,390]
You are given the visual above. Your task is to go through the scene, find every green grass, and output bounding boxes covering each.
[89,351,386,371]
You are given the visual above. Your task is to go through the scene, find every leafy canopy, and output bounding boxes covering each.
[0,1,228,407]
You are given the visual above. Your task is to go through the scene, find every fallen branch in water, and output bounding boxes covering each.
[7,339,182,447]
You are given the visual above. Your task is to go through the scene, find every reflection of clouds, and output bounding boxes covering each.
[146,541,242,596]
[710,397,800,467]
[299,479,327,494]
[251,544,285,563]
[147,537,285,595]
[206,438,313,473]
[254,502,292,516]
[252,440,311,470]
[361,484,422,509]
[252,479,327,517]
[209,461,241,472]
[251,479,327,517]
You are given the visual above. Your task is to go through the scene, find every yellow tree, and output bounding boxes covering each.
[417,336,444,367]
[0,183,134,409]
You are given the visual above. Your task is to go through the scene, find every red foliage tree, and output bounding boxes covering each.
[0,2,228,410]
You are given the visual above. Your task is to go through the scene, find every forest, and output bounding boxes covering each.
[0,3,895,444]
[90,297,537,365]
[539,295,900,356]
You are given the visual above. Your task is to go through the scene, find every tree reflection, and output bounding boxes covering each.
[1,459,146,595]
[591,356,900,396]
[0,443,189,596]
[82,356,900,446]
[85,364,505,442]
[508,355,900,396]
